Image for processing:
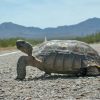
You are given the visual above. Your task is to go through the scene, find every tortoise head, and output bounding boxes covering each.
[16,40,33,56]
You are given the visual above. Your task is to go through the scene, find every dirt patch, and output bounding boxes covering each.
[0,47,16,51]
[0,47,17,53]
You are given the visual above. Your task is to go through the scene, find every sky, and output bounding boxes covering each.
[0,0,100,28]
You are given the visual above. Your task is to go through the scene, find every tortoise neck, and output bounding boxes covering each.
[33,57,44,70]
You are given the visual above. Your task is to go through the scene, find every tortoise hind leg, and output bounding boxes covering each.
[76,68,87,77]
[87,66,100,76]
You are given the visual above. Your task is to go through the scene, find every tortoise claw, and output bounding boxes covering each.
[15,77,25,81]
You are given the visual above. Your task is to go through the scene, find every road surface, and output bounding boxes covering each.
[0,44,100,100]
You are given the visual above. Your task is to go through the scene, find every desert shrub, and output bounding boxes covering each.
[75,32,100,43]
[0,38,42,47]
[0,32,100,47]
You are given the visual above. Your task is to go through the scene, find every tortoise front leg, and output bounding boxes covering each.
[15,56,34,80]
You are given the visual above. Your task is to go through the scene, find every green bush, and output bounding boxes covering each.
[0,38,42,47]
[0,32,100,48]
[75,32,100,43]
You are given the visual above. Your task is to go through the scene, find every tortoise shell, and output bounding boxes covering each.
[33,40,99,60]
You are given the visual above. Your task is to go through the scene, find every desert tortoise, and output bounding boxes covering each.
[16,40,100,80]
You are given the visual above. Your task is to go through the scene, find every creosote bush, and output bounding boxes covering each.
[0,32,100,48]
[0,38,42,47]
[75,32,100,43]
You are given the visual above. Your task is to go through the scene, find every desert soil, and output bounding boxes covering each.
[0,44,100,100]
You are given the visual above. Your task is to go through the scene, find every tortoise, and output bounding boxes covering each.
[15,39,100,80]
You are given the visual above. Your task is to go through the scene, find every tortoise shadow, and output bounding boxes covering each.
[27,74,81,81]
[26,74,100,81]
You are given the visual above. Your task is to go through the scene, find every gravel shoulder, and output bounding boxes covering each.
[0,44,100,100]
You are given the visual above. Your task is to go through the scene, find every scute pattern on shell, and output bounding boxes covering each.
[32,40,99,59]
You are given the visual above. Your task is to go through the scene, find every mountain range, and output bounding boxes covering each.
[0,17,100,39]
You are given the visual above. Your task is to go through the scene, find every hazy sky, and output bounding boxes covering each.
[0,0,100,28]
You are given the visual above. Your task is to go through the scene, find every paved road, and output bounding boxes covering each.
[0,44,100,100]
[0,51,20,57]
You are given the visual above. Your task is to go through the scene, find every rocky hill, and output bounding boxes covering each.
[0,17,100,39]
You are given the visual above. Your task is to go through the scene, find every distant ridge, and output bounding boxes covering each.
[0,17,100,39]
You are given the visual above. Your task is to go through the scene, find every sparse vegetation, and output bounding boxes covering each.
[0,32,100,48]
[75,32,100,43]
[0,38,42,48]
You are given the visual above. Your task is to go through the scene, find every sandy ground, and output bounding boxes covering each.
[0,47,16,51]
[0,44,100,100]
